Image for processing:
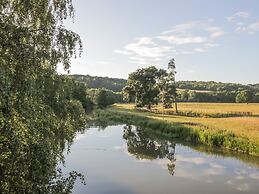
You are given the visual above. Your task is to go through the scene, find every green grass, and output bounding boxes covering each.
[94,103,259,156]
[115,103,259,142]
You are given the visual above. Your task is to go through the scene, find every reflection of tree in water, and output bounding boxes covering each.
[0,131,85,194]
[123,125,176,176]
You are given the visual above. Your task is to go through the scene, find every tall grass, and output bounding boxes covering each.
[95,108,259,156]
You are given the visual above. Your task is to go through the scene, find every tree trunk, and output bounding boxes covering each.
[174,97,178,113]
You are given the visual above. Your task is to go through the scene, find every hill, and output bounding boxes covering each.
[71,74,127,92]
[71,74,259,103]
[176,81,259,92]
[72,75,259,92]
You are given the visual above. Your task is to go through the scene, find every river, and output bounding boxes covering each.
[61,124,259,194]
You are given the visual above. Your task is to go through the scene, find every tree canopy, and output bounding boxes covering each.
[0,1,89,193]
[123,62,177,109]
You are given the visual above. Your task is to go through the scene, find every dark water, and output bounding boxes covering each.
[63,125,259,194]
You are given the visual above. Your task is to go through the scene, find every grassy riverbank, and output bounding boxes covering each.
[95,103,259,156]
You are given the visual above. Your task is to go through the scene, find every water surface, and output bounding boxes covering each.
[63,125,259,194]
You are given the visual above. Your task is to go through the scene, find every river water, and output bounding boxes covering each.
[63,125,259,194]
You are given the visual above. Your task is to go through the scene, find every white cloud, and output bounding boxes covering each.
[114,37,172,64]
[249,22,259,31]
[124,38,172,58]
[158,35,207,45]
[161,21,202,34]
[227,11,251,22]
[158,21,224,55]
[206,27,225,38]
[114,20,224,64]
[227,11,259,34]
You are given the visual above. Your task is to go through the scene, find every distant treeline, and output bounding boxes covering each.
[176,81,259,92]
[177,90,259,103]
[71,74,126,92]
[177,81,259,103]
[72,74,259,103]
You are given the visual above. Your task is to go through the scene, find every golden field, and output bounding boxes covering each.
[110,103,259,143]
[157,102,259,116]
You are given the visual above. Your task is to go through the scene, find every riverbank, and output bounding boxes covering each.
[94,103,259,156]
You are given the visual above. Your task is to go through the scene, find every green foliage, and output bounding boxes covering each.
[160,59,177,108]
[177,90,237,103]
[95,109,259,156]
[176,81,259,103]
[71,75,259,103]
[0,1,87,193]
[123,61,178,109]
[176,81,252,91]
[88,88,123,107]
[123,66,157,109]
[236,90,252,103]
[71,74,127,92]
[95,89,109,108]
[71,81,94,111]
[123,66,177,109]
[253,92,259,103]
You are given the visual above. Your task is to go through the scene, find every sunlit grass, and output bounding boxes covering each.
[111,103,259,143]
[156,102,259,116]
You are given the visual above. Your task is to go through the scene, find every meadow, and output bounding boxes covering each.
[161,102,259,116]
[113,103,259,142]
[96,103,259,156]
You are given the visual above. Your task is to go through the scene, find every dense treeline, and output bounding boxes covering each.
[87,88,123,108]
[74,74,259,103]
[0,1,88,193]
[177,90,236,102]
[71,74,127,92]
[176,81,259,92]
[176,81,259,103]
[177,88,259,103]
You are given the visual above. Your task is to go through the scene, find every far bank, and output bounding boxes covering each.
[94,103,259,156]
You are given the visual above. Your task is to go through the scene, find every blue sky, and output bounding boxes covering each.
[59,0,259,83]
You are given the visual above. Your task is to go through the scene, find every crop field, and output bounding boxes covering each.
[156,102,259,116]
[112,103,259,143]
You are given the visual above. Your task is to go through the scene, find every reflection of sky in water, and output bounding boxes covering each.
[63,125,259,194]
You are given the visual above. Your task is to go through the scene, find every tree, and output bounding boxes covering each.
[72,82,93,111]
[0,1,86,192]
[122,125,176,175]
[123,61,178,110]
[180,90,190,102]
[123,66,159,109]
[236,90,252,103]
[157,68,177,109]
[253,92,259,103]
[167,58,178,112]
[156,69,168,107]
[95,89,109,108]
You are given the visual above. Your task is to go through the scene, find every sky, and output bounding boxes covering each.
[58,0,259,84]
